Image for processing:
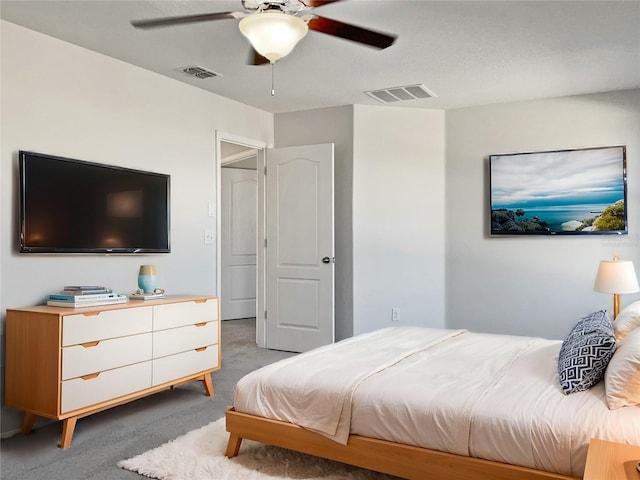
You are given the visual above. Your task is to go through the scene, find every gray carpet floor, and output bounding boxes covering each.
[0,318,296,480]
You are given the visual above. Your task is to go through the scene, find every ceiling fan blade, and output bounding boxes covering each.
[304,0,343,7]
[131,12,237,29]
[249,48,271,66]
[307,16,396,49]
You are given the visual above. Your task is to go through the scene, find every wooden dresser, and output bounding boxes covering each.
[5,295,220,448]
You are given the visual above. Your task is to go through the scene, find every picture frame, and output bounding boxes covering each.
[490,145,627,235]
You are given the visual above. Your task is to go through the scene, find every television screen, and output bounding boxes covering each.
[19,151,170,253]
[490,145,627,235]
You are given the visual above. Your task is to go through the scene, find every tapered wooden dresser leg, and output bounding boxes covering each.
[60,417,77,449]
[203,373,214,396]
[22,412,36,434]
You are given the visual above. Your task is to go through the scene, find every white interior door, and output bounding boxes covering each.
[265,144,334,352]
[221,167,257,320]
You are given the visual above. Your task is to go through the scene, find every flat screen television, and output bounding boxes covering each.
[19,150,170,253]
[489,145,627,235]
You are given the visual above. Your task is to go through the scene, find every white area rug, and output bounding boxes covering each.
[118,418,400,480]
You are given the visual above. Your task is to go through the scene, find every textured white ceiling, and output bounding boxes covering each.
[2,0,639,114]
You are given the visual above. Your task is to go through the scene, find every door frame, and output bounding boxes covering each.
[215,131,268,347]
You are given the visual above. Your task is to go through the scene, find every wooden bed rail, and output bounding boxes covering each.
[224,408,579,480]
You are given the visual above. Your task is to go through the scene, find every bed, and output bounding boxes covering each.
[225,306,640,480]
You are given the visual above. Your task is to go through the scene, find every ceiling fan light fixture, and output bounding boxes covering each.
[239,11,308,63]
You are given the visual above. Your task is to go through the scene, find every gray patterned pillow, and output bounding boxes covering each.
[565,309,613,337]
[558,310,616,394]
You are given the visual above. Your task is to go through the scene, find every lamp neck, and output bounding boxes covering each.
[613,293,621,320]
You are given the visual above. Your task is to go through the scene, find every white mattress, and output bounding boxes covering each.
[233,327,640,477]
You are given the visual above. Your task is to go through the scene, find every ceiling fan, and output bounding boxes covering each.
[131,0,397,65]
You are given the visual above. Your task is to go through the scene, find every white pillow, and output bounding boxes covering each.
[605,326,640,409]
[614,299,640,341]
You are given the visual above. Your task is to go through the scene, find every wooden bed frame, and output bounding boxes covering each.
[225,408,580,480]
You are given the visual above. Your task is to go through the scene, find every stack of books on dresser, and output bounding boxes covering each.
[47,286,128,308]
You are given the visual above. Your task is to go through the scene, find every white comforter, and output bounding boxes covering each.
[233,327,640,477]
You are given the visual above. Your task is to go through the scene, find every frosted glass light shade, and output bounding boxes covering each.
[239,12,308,63]
[594,260,640,294]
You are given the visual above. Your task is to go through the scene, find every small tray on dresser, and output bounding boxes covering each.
[129,292,165,301]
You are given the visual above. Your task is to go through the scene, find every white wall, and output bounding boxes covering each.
[274,105,354,340]
[352,105,446,334]
[276,105,447,338]
[0,20,273,436]
[446,90,640,339]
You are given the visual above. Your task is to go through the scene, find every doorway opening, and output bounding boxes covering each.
[215,132,335,352]
[215,132,266,345]
[220,142,257,321]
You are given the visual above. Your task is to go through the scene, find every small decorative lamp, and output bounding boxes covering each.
[593,257,640,319]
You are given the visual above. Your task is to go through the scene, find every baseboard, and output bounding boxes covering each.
[1,416,56,439]
[1,427,23,439]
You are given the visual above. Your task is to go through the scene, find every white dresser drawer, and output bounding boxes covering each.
[62,307,152,346]
[152,345,218,386]
[153,321,218,358]
[62,333,152,380]
[153,298,218,331]
[61,360,151,413]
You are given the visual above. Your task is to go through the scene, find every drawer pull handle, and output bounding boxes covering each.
[83,312,101,317]
[194,299,208,304]
[195,347,207,352]
[194,322,207,328]
[81,341,100,348]
[81,372,100,380]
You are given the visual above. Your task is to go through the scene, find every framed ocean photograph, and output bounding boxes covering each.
[490,145,627,235]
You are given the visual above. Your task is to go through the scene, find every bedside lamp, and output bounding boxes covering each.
[594,257,640,319]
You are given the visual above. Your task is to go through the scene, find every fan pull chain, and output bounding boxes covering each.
[271,62,276,96]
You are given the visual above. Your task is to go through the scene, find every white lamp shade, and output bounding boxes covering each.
[594,260,640,294]
[239,11,308,63]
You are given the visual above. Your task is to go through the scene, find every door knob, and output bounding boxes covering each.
[322,257,331,264]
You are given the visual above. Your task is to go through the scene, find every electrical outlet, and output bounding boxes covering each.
[204,229,215,245]
[392,307,400,322]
